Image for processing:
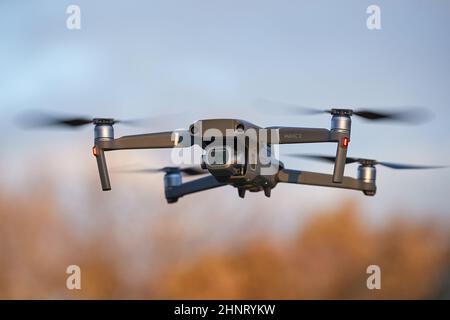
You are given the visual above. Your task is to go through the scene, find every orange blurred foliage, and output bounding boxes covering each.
[0,190,449,299]
[157,203,450,299]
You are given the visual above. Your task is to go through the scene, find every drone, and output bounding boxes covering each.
[21,103,446,203]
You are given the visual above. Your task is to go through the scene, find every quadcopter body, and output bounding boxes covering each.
[92,113,376,203]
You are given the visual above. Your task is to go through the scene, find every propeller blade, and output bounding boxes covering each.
[116,113,183,127]
[17,110,182,130]
[288,154,447,170]
[353,107,432,124]
[376,162,448,170]
[257,99,432,124]
[288,154,360,164]
[19,110,94,129]
[112,166,207,176]
[256,99,327,115]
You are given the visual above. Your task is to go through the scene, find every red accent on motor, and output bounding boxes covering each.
[342,136,349,148]
[92,146,98,157]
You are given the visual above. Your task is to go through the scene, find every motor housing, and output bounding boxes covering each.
[164,171,182,203]
[357,165,377,196]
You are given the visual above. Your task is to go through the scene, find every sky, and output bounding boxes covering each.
[1,0,450,230]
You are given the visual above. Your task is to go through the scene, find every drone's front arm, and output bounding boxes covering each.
[276,168,376,196]
[164,175,227,203]
[100,131,190,150]
[93,130,192,191]
[267,127,333,144]
[268,126,350,184]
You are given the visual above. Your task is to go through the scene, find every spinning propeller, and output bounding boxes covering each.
[17,110,171,129]
[113,166,207,176]
[289,154,448,170]
[258,99,433,124]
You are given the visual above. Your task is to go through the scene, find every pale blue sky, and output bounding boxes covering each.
[1,0,450,224]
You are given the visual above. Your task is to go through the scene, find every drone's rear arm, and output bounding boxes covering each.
[164,175,226,203]
[276,168,376,195]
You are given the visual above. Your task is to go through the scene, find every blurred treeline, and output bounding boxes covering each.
[0,188,449,299]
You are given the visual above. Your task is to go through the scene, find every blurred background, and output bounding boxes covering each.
[1,0,450,299]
